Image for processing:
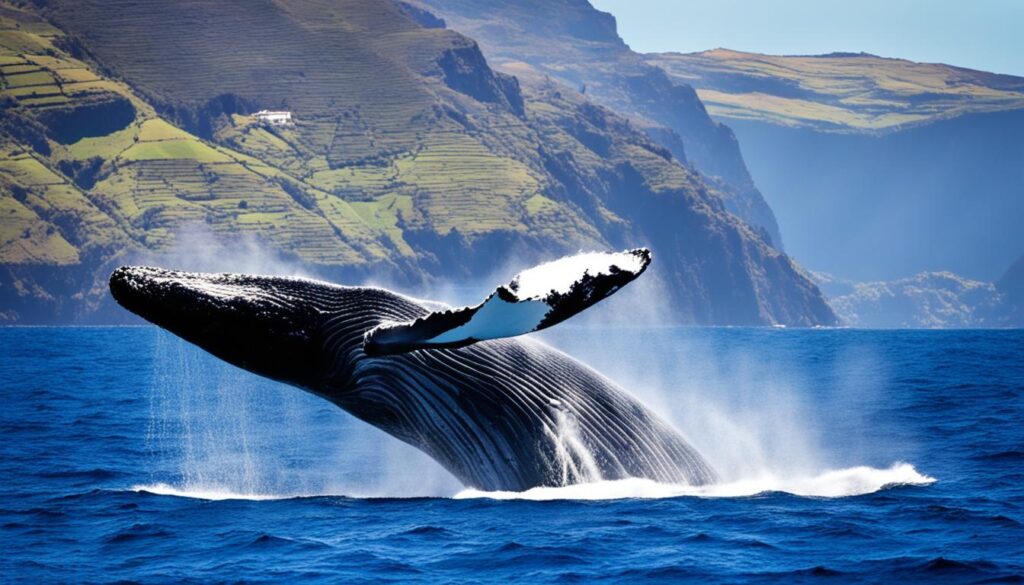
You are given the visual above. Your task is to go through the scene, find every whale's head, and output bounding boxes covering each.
[108,266,414,390]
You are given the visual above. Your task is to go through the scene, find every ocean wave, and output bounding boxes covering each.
[454,463,935,501]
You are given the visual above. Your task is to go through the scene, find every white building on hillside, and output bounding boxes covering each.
[254,110,293,126]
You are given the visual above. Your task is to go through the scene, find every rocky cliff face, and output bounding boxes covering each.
[650,49,1024,282]
[0,0,834,326]
[410,0,785,249]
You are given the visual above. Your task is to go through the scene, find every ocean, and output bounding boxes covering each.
[1,327,1022,583]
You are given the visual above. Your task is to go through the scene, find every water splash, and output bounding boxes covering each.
[545,406,603,485]
[538,326,880,483]
[129,463,933,502]
[141,266,930,502]
[455,463,935,501]
[143,328,934,501]
[146,330,266,493]
[144,329,460,499]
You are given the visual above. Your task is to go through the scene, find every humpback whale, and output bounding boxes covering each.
[109,249,717,491]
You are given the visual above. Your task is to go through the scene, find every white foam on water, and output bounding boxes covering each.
[129,463,933,502]
[131,482,294,501]
[453,463,935,501]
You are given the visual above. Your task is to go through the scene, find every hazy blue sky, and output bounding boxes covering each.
[590,0,1024,76]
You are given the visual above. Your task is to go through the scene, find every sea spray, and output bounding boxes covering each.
[131,462,934,501]
[129,222,319,281]
[144,324,916,499]
[130,226,459,497]
[137,235,922,499]
[147,329,265,494]
[537,324,898,486]
[145,328,459,498]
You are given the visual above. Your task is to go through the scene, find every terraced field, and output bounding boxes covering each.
[0,0,835,326]
[650,49,1024,132]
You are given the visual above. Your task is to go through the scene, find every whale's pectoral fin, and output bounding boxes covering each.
[363,248,652,355]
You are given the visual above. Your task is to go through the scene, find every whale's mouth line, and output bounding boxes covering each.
[126,463,934,502]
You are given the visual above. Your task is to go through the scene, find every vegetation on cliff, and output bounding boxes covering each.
[650,49,1024,132]
[0,0,834,326]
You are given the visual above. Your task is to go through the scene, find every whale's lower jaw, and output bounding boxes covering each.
[111,266,717,492]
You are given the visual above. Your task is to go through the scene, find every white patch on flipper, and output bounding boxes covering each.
[426,297,551,343]
[364,248,651,354]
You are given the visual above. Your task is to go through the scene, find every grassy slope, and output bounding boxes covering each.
[650,49,1024,133]
[0,11,124,262]
[41,0,608,247]
[0,0,834,325]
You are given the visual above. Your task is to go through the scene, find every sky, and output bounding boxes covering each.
[590,0,1024,76]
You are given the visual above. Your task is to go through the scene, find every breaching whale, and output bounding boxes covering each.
[109,249,717,491]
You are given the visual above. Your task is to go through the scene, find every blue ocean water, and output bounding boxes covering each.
[1,327,1022,583]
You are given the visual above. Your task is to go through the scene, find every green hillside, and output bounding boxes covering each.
[649,49,1024,133]
[0,0,835,326]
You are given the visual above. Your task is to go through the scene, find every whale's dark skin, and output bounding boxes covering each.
[109,266,717,491]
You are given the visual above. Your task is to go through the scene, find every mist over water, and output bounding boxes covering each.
[534,324,929,499]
